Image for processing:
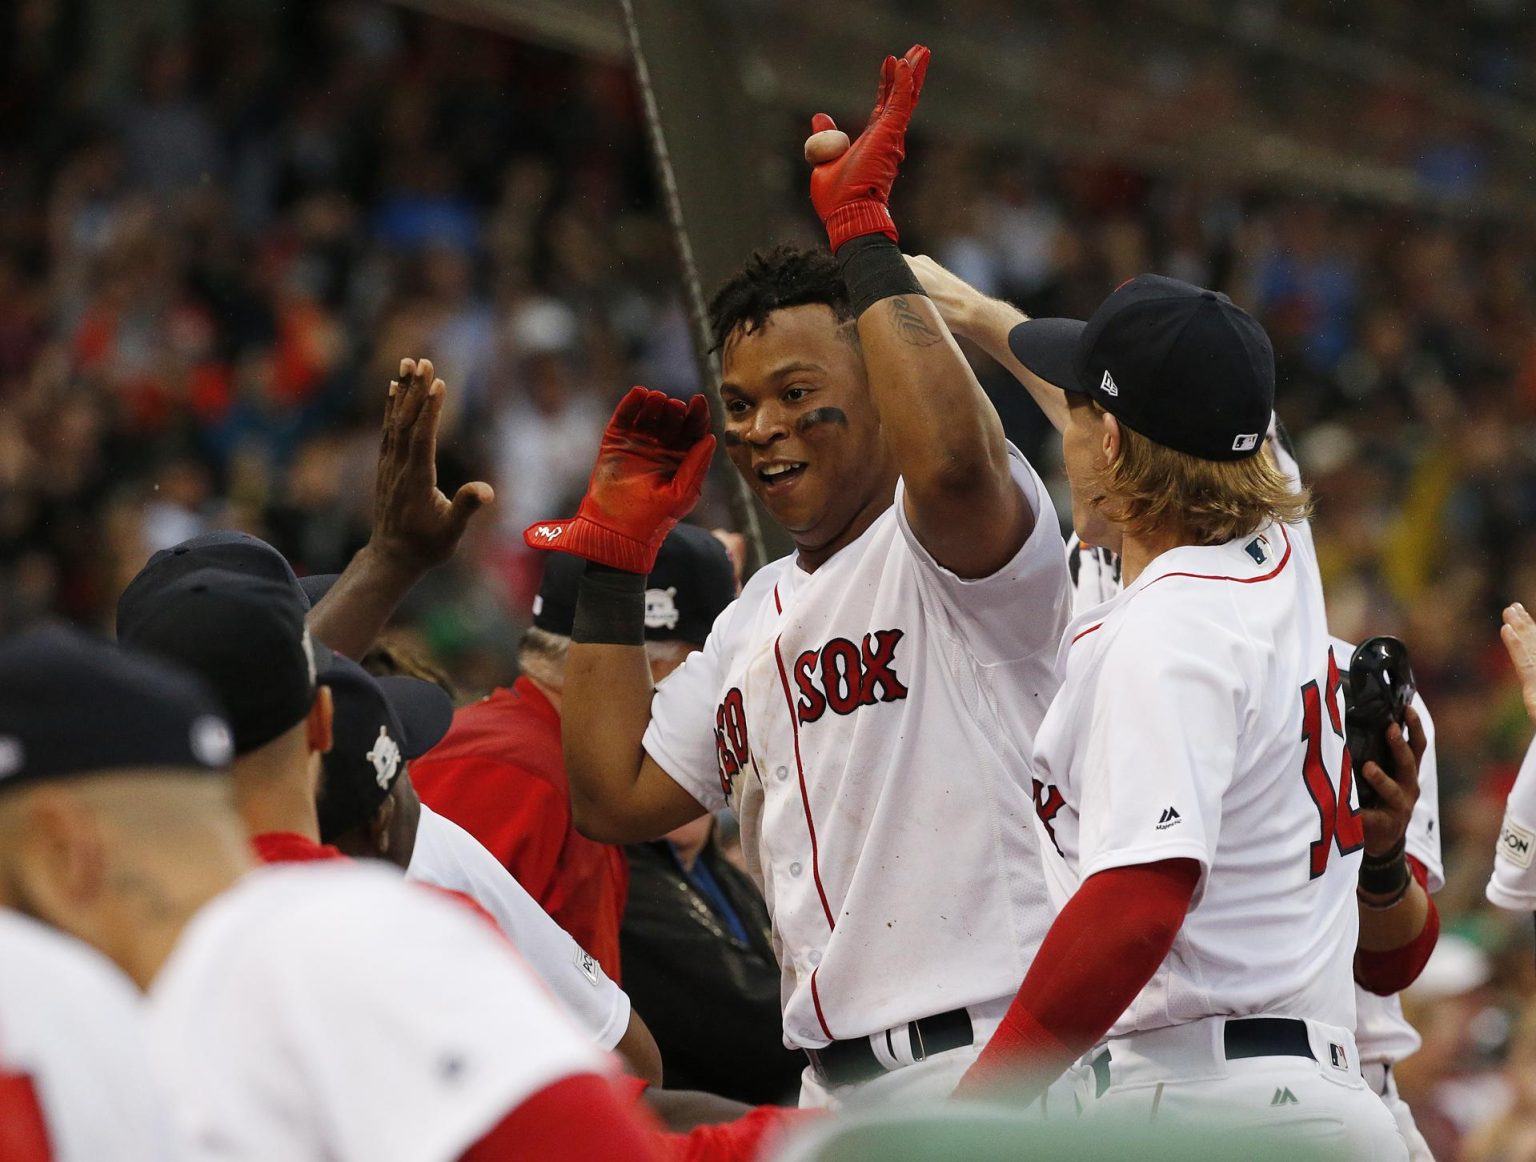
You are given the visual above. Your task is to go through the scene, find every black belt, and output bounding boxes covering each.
[1092,1017,1315,1098]
[805,1007,973,1086]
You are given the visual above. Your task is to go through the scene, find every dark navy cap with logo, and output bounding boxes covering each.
[1007,274,1275,461]
[0,626,234,793]
[533,523,735,646]
[317,656,453,842]
[117,567,333,756]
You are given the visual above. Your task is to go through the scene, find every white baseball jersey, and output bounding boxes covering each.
[1062,545,1443,1064]
[406,803,630,1050]
[643,448,1070,1048]
[0,909,180,1162]
[1488,731,1536,910]
[1037,517,1364,1036]
[146,862,608,1162]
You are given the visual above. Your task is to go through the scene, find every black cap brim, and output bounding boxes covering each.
[1006,318,1088,393]
[375,676,454,758]
[298,574,340,609]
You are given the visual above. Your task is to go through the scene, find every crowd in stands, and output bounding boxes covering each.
[2,1,1535,1154]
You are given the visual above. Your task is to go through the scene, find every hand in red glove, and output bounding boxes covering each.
[524,388,716,573]
[805,44,930,252]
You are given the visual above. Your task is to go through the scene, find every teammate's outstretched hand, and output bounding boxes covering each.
[1358,705,1426,858]
[805,45,930,251]
[524,388,715,573]
[1503,602,1536,723]
[373,357,495,570]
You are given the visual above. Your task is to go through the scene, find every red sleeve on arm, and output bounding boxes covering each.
[955,858,1200,1100]
[1354,857,1440,997]
[458,1074,665,1162]
[659,1106,824,1162]
[0,1071,54,1161]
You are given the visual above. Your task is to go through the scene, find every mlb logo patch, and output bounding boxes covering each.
[1232,432,1260,452]
[1244,534,1271,566]
[1328,1042,1348,1072]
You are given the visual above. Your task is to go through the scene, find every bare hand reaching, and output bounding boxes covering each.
[1503,602,1536,723]
[373,357,495,570]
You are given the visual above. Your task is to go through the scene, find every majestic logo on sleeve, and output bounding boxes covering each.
[792,629,909,724]
[715,687,749,799]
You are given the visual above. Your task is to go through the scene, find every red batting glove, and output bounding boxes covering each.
[808,44,930,252]
[524,388,715,573]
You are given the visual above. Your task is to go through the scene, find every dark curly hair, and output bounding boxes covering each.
[707,245,854,353]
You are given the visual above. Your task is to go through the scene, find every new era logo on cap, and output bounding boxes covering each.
[1100,369,1120,397]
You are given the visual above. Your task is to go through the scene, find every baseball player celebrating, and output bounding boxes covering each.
[950,273,1411,1156]
[914,255,1445,1152]
[523,45,1071,1105]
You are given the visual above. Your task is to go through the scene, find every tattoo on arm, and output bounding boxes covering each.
[888,296,944,348]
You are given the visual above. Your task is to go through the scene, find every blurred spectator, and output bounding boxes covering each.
[621,815,805,1105]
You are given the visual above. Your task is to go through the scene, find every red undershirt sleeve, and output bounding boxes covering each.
[657,1106,823,1162]
[457,1074,664,1162]
[1354,857,1440,997]
[0,1071,54,1162]
[955,858,1201,1100]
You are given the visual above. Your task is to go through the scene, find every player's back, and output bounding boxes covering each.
[146,861,607,1162]
[1040,518,1362,1037]
[0,908,179,1161]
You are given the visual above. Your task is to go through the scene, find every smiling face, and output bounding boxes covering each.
[719,304,897,569]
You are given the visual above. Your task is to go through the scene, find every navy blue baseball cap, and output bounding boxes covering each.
[118,567,334,756]
[117,532,308,637]
[316,656,453,842]
[0,627,234,792]
[1008,274,1275,461]
[533,523,735,645]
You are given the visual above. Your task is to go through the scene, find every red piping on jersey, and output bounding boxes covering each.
[1144,524,1293,589]
[1069,527,1294,653]
[773,584,782,614]
[772,636,837,934]
[810,967,835,1040]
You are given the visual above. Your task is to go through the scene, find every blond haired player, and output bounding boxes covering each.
[934,272,1412,1156]
[915,257,1443,1155]
[521,46,1072,1106]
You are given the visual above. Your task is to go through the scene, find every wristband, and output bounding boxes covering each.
[837,235,926,317]
[1358,838,1410,901]
[571,563,646,646]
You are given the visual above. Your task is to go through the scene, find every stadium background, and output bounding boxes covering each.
[1,0,1534,1153]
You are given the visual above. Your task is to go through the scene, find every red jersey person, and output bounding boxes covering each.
[410,524,736,981]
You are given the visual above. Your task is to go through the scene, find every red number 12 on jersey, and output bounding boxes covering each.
[1300,647,1364,879]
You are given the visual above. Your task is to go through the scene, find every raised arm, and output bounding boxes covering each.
[905,254,1070,434]
[522,388,715,844]
[804,47,1030,580]
[308,358,494,658]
